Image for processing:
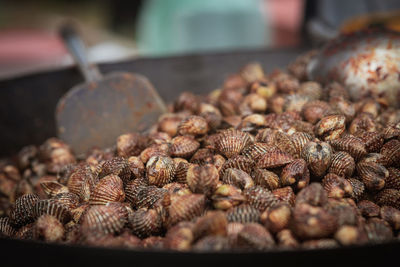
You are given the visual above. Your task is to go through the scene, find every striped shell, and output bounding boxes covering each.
[67,163,96,201]
[53,192,80,209]
[290,132,313,158]
[97,157,131,184]
[328,151,355,177]
[175,161,189,184]
[375,189,400,209]
[322,173,353,199]
[81,203,128,237]
[357,131,384,153]
[220,155,255,176]
[241,142,275,161]
[140,143,170,164]
[129,208,162,238]
[272,187,296,206]
[301,100,331,124]
[211,184,246,210]
[386,167,400,190]
[380,139,400,167]
[0,217,15,237]
[356,159,388,191]
[315,115,346,141]
[280,159,310,190]
[40,181,69,198]
[243,186,279,212]
[226,204,260,223]
[89,175,125,205]
[170,136,200,158]
[347,178,365,201]
[164,222,194,251]
[116,133,143,157]
[301,141,332,178]
[168,194,206,227]
[380,206,400,230]
[296,183,327,207]
[33,199,71,224]
[251,168,279,190]
[128,156,145,179]
[135,186,168,209]
[146,156,176,187]
[330,136,367,161]
[124,177,148,204]
[190,148,214,165]
[178,115,209,136]
[215,128,253,158]
[236,223,275,250]
[10,193,39,227]
[186,164,219,196]
[257,148,294,169]
[222,168,254,189]
[382,123,400,140]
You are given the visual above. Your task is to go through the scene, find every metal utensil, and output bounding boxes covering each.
[56,25,167,155]
[307,29,400,106]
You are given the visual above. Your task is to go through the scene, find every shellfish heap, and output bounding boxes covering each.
[1,53,400,251]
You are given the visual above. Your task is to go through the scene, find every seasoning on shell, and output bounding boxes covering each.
[89,174,125,205]
[146,156,175,187]
[315,115,346,141]
[215,128,252,158]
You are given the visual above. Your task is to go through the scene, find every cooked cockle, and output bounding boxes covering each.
[169,136,200,159]
[10,193,39,227]
[211,184,246,210]
[186,164,219,197]
[40,181,69,198]
[328,151,355,178]
[280,159,310,191]
[33,199,71,224]
[146,156,175,187]
[261,202,292,234]
[178,115,209,136]
[251,168,279,190]
[222,168,254,190]
[89,174,125,205]
[167,193,206,227]
[243,186,279,212]
[301,141,332,179]
[215,128,252,158]
[226,204,260,224]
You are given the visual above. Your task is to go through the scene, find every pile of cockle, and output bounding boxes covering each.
[1,52,400,251]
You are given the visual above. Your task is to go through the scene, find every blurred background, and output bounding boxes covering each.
[1,0,400,79]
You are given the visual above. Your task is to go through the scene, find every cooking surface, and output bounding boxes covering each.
[0,48,306,157]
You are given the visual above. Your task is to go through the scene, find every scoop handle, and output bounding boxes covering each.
[59,24,102,82]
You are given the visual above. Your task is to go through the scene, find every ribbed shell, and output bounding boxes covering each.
[146,156,176,187]
[190,148,215,165]
[251,168,279,190]
[330,136,367,161]
[170,136,200,158]
[211,184,246,210]
[280,159,309,189]
[322,173,353,199]
[164,222,194,251]
[328,151,355,177]
[301,141,332,178]
[124,178,148,204]
[291,132,313,158]
[192,211,228,239]
[347,178,365,201]
[0,217,15,237]
[243,186,279,212]
[382,123,400,140]
[40,181,69,198]
[272,187,296,206]
[296,183,327,207]
[33,199,71,224]
[89,174,125,205]
[356,160,388,191]
[380,139,400,167]
[178,115,209,136]
[222,168,254,189]
[81,203,128,237]
[236,223,275,250]
[315,115,346,141]
[301,100,331,124]
[215,128,253,158]
[129,208,162,238]
[135,186,168,209]
[380,206,400,230]
[219,155,255,176]
[10,193,39,227]
[226,204,260,223]
[241,142,275,161]
[67,163,96,201]
[168,194,206,227]
[175,161,189,184]
[53,192,80,209]
[97,157,131,184]
[357,131,384,153]
[375,189,400,209]
[273,131,297,157]
[261,203,292,234]
[386,167,400,190]
[186,164,219,196]
[257,148,294,169]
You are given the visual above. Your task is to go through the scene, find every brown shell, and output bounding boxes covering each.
[70,204,90,223]
[0,217,15,237]
[328,151,355,177]
[67,163,96,201]
[257,148,294,169]
[164,222,194,251]
[139,143,170,164]
[356,131,384,153]
[10,193,39,227]
[272,187,296,206]
[89,175,125,205]
[296,183,328,207]
[226,204,260,223]
[241,142,275,161]
[178,115,209,136]
[127,156,145,179]
[349,113,377,135]
[301,141,332,178]
[158,113,185,137]
[190,148,214,165]
[129,208,162,238]
[219,155,255,176]
[146,156,176,187]
[364,218,393,243]
[211,184,246,210]
[347,178,365,201]
[302,239,339,249]
[382,123,400,140]
[324,198,358,227]
[193,236,230,251]
[322,173,353,199]
[380,139,400,167]
[301,100,332,124]
[186,164,219,196]
[356,159,388,191]
[170,136,200,158]
[192,211,228,239]
[386,167,400,190]
[81,203,128,237]
[34,214,65,242]
[236,223,275,250]
[380,206,400,230]
[135,186,168,209]
[290,132,313,158]
[291,203,338,240]
[39,138,76,173]
[280,159,310,190]
[330,136,367,161]
[251,168,280,190]
[315,115,346,141]
[222,168,254,190]
[14,223,34,240]
[276,229,299,248]
[334,225,367,246]
[175,161,189,184]
[357,200,380,218]
[168,194,206,227]
[243,186,279,212]
[33,199,71,224]
[375,189,400,209]
[116,133,143,157]
[124,177,147,204]
[53,192,80,209]
[261,202,292,233]
[97,157,131,184]
[40,181,69,198]
[215,128,252,158]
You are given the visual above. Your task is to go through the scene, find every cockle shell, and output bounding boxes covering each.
[33,199,71,224]
[375,189,400,209]
[236,223,275,250]
[168,194,206,227]
[211,184,246,210]
[328,151,355,177]
[170,136,200,158]
[280,159,310,190]
[129,208,162,238]
[124,177,148,204]
[53,192,80,209]
[222,168,254,189]
[257,148,294,169]
[89,174,125,205]
[301,141,332,178]
[215,128,252,158]
[0,217,15,237]
[10,193,39,227]
[219,155,255,176]
[40,181,69,198]
[243,186,279,212]
[146,156,176,187]
[186,164,219,196]
[178,115,209,136]
[330,136,367,161]
[97,157,131,184]
[67,163,96,201]
[226,204,260,223]
[251,168,279,190]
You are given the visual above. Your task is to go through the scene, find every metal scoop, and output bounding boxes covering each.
[56,25,167,155]
[307,29,400,107]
